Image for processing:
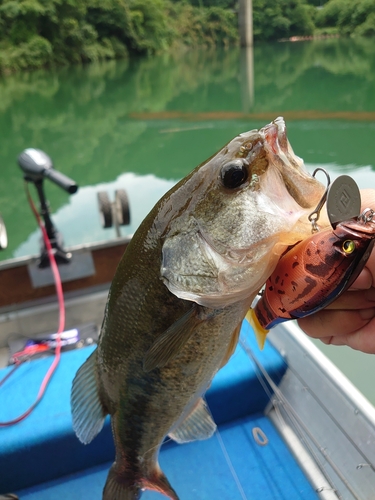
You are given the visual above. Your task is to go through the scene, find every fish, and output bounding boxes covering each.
[247,217,375,349]
[70,117,326,500]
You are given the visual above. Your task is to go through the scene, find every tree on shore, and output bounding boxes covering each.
[0,0,245,73]
[253,0,315,41]
[315,0,375,37]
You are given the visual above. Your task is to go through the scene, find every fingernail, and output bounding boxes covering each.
[359,307,375,320]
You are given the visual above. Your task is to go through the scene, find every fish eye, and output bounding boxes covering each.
[220,160,248,189]
[342,240,356,254]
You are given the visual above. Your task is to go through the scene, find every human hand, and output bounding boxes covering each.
[298,189,375,354]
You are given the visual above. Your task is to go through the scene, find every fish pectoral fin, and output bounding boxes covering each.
[246,309,269,350]
[168,397,217,444]
[71,349,107,444]
[143,305,200,372]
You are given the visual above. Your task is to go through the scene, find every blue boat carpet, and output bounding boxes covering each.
[0,321,314,499]
[16,413,317,500]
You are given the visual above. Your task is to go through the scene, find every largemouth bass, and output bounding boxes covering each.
[248,216,375,348]
[71,117,326,500]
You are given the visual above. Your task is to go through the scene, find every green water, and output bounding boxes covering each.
[1,37,375,403]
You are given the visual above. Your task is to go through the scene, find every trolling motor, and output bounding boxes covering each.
[18,148,78,268]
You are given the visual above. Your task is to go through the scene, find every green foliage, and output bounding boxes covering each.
[170,2,237,47]
[0,35,53,71]
[186,0,236,7]
[0,0,241,73]
[316,0,375,36]
[355,11,375,37]
[129,0,174,53]
[253,0,315,41]
[305,0,328,5]
[5,0,375,74]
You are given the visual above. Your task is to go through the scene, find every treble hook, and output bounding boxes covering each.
[308,168,331,233]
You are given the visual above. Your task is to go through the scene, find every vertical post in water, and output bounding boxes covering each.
[239,0,254,111]
[240,45,254,112]
[239,0,253,47]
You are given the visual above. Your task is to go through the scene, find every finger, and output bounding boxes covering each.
[322,287,375,311]
[349,266,373,290]
[365,246,375,285]
[297,307,375,339]
[359,189,375,212]
[319,320,375,354]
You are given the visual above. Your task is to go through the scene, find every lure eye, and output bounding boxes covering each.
[220,160,248,189]
[342,240,356,254]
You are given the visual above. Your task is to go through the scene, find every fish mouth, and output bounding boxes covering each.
[260,117,326,211]
[262,117,289,156]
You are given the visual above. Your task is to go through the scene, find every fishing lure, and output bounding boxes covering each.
[248,212,375,348]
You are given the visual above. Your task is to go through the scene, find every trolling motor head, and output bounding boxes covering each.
[18,149,78,194]
[18,148,78,268]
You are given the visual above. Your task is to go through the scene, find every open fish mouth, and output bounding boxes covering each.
[262,117,290,157]
[260,117,325,211]
[261,117,303,172]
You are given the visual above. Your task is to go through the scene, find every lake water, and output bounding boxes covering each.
[1,37,375,403]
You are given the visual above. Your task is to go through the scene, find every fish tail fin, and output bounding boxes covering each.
[71,349,107,444]
[144,466,180,500]
[245,308,269,350]
[103,463,180,500]
[103,465,142,500]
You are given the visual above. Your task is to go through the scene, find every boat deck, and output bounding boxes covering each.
[0,324,317,499]
[16,413,317,500]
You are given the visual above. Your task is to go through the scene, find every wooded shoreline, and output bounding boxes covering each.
[0,0,374,75]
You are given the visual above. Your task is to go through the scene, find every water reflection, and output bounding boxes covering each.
[240,46,254,112]
[0,37,375,260]
[14,173,176,258]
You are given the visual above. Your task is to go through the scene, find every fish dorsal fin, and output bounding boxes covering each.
[168,397,216,443]
[219,321,242,369]
[143,305,200,372]
[246,309,269,350]
[71,349,107,444]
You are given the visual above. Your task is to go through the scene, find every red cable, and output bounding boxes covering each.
[11,343,51,363]
[0,184,65,426]
[0,362,21,389]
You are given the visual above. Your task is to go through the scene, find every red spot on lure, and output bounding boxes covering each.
[249,218,375,346]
